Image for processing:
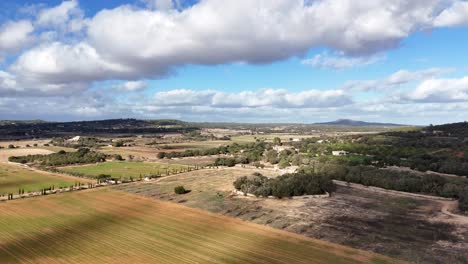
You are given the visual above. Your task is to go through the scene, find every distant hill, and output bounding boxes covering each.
[426,121,468,137]
[0,120,47,126]
[314,119,408,127]
[0,119,197,140]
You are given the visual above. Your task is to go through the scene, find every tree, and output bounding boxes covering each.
[273,137,282,145]
[174,186,187,194]
[278,158,290,169]
[459,189,468,212]
[113,154,124,161]
[265,149,278,164]
[113,141,124,147]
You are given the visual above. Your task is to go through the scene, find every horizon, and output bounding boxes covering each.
[0,117,454,127]
[1,0,468,124]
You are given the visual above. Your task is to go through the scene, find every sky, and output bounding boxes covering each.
[1,0,468,125]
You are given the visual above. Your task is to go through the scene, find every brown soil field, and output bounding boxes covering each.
[0,188,399,264]
[115,168,468,264]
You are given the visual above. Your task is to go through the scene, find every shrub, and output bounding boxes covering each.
[113,154,124,161]
[8,144,15,149]
[113,141,124,147]
[459,189,468,212]
[174,186,187,194]
[214,157,237,167]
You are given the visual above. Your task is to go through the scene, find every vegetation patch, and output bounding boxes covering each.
[8,148,106,166]
[234,172,335,198]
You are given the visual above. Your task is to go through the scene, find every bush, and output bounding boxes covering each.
[174,186,187,194]
[459,189,468,212]
[113,141,124,147]
[214,157,237,167]
[8,144,15,149]
[113,154,124,161]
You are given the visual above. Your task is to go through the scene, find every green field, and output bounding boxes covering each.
[0,164,87,195]
[59,161,191,179]
[0,189,399,264]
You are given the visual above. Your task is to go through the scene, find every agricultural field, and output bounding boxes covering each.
[97,145,162,160]
[116,167,468,264]
[0,163,91,195]
[0,148,54,163]
[0,148,92,194]
[59,161,191,179]
[0,188,398,264]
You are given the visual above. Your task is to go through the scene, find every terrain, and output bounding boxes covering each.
[2,119,468,263]
[0,188,398,264]
[115,167,468,264]
[0,148,92,195]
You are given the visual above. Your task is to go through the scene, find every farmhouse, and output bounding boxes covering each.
[67,136,81,142]
[332,150,348,156]
[273,145,294,152]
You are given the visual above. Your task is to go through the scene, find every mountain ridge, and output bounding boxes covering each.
[314,119,408,127]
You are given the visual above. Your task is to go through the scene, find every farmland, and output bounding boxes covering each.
[0,189,398,264]
[0,148,92,195]
[0,163,90,195]
[116,167,468,264]
[59,161,192,179]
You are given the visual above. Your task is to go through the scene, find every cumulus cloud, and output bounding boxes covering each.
[36,0,82,28]
[404,77,468,102]
[113,81,148,92]
[434,1,468,27]
[6,0,459,89]
[2,0,468,124]
[152,88,352,108]
[0,20,34,56]
[302,52,384,70]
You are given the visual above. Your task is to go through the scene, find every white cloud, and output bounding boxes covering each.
[342,67,453,92]
[384,68,454,85]
[152,88,352,108]
[113,81,148,92]
[143,0,176,10]
[0,20,34,55]
[434,1,468,27]
[36,0,81,28]
[5,0,456,88]
[302,52,384,69]
[12,42,130,84]
[405,77,468,102]
[154,89,217,106]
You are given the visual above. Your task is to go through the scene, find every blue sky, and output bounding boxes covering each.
[1,0,468,124]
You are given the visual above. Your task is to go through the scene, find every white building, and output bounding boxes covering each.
[332,150,348,156]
